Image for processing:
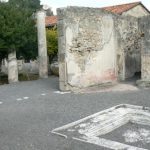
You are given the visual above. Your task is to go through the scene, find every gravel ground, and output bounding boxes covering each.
[0,76,150,150]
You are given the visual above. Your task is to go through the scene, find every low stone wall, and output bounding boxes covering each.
[1,59,39,74]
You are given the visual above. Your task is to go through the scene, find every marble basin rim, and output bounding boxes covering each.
[51,104,150,150]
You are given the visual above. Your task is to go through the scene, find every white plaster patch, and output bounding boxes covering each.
[67,129,75,132]
[79,124,87,128]
[23,97,29,100]
[0,101,3,104]
[54,91,70,95]
[52,104,150,150]
[123,130,141,143]
[123,128,150,143]
[16,98,23,101]
[41,93,46,96]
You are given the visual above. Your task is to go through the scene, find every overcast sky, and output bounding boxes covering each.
[41,0,150,14]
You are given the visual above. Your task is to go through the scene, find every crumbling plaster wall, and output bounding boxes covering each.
[57,7,142,91]
[115,16,141,80]
[139,16,150,80]
[122,5,149,18]
[57,7,118,91]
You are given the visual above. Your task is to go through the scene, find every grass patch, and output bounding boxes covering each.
[19,73,39,81]
[0,73,39,85]
[0,73,8,85]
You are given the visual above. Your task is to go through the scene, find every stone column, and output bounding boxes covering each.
[37,10,48,78]
[8,51,18,83]
[57,8,69,91]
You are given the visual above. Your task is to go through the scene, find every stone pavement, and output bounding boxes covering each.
[0,76,150,150]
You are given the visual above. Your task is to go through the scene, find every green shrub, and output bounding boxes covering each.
[46,28,58,62]
[19,73,38,81]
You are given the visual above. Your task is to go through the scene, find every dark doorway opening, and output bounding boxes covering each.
[124,71,141,85]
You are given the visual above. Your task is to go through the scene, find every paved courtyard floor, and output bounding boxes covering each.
[0,76,150,150]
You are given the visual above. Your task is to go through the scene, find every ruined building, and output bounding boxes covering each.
[102,2,149,18]
[57,2,150,91]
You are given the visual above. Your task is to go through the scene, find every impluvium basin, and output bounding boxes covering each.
[52,104,150,150]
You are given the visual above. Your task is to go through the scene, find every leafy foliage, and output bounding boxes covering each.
[0,0,40,61]
[9,0,40,12]
[46,28,58,61]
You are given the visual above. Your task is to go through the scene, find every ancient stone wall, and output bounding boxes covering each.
[57,6,146,91]
[115,16,140,80]
[122,5,149,18]
[139,16,150,81]
[57,7,118,91]
[1,59,39,74]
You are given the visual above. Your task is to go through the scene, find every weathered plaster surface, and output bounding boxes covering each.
[115,16,141,80]
[8,51,18,83]
[57,6,150,91]
[137,16,150,87]
[37,11,48,78]
[57,7,117,91]
[141,55,150,80]
[122,5,149,18]
[119,5,150,81]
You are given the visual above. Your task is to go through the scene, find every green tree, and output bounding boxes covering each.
[46,28,58,62]
[9,0,41,60]
[9,0,40,12]
[0,0,40,62]
[0,3,32,54]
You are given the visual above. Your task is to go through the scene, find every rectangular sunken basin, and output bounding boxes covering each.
[52,104,150,150]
